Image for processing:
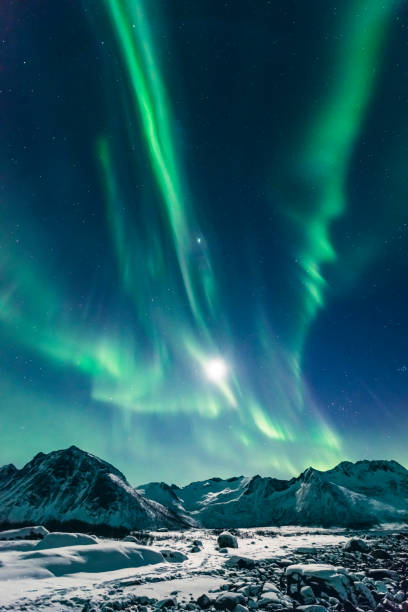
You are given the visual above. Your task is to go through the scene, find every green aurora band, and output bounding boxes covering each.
[282,0,398,361]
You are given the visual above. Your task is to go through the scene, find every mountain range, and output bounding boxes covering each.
[1,446,408,533]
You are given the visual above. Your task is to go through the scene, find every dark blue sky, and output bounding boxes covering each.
[0,0,407,484]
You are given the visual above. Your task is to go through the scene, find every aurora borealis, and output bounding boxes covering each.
[1,0,408,484]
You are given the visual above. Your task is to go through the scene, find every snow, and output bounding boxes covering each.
[132,575,226,600]
[0,527,349,610]
[0,542,164,581]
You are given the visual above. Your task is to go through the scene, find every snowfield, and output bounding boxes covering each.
[0,526,367,610]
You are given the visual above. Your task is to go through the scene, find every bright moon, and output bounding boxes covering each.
[204,358,228,382]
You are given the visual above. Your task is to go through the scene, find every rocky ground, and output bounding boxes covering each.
[79,529,408,612]
[1,527,408,612]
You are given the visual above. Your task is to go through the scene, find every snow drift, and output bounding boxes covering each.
[0,542,164,581]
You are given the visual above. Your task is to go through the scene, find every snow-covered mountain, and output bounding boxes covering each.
[322,460,408,508]
[139,460,408,528]
[138,475,250,516]
[137,481,198,526]
[1,448,407,531]
[0,446,190,531]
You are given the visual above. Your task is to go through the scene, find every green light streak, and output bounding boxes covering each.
[285,0,396,353]
[102,0,216,327]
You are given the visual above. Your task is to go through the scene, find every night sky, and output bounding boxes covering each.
[1,0,408,485]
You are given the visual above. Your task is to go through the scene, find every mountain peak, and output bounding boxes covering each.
[0,447,188,531]
[298,466,323,482]
[330,459,408,476]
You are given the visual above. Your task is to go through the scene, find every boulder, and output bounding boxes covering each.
[258,591,287,607]
[0,526,49,540]
[374,581,389,594]
[286,563,357,604]
[158,597,177,608]
[368,569,398,580]
[354,581,376,608]
[371,548,390,559]
[217,532,238,549]
[344,538,370,553]
[215,592,246,610]
[232,606,249,612]
[197,594,213,609]
[226,556,256,569]
[36,532,99,549]
[300,585,316,604]
[123,535,138,543]
[296,547,318,555]
[160,549,188,563]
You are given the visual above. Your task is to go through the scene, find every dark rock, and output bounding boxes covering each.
[344,539,370,553]
[300,585,315,604]
[368,569,399,580]
[237,558,256,569]
[218,532,238,549]
[214,592,246,610]
[371,549,390,560]
[157,597,177,608]
[197,594,213,609]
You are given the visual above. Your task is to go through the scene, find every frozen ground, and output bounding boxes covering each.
[0,525,406,611]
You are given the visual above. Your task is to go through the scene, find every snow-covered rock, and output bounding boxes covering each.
[296,606,328,612]
[160,548,188,562]
[0,446,188,531]
[0,525,49,540]
[36,532,99,549]
[286,563,356,603]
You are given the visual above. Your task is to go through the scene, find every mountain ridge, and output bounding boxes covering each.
[1,448,408,532]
